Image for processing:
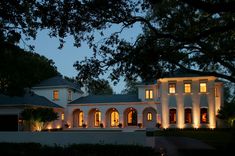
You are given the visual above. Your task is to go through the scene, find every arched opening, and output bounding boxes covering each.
[169,108,177,124]
[124,108,137,126]
[185,108,192,124]
[88,108,101,128]
[143,107,157,128]
[200,108,208,124]
[73,109,84,128]
[106,108,119,128]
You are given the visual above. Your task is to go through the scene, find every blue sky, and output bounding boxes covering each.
[21,24,142,93]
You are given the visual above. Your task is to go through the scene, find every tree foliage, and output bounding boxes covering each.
[21,108,58,131]
[0,42,58,96]
[121,79,139,95]
[85,79,113,95]
[1,0,234,83]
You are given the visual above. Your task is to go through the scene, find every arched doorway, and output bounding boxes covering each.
[73,109,84,128]
[124,108,137,126]
[143,107,157,128]
[106,108,119,128]
[88,108,101,128]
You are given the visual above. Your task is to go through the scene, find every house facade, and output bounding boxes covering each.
[0,74,224,131]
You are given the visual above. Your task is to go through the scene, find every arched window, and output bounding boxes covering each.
[78,111,84,127]
[147,112,153,121]
[127,109,137,126]
[185,108,192,124]
[200,108,208,123]
[95,111,101,127]
[111,111,119,127]
[169,109,176,124]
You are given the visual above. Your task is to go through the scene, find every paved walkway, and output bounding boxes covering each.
[154,136,215,156]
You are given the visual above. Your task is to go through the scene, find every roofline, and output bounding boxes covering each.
[158,76,217,82]
[68,101,160,106]
[32,85,83,93]
[0,103,64,108]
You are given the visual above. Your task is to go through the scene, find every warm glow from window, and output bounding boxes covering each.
[169,84,176,94]
[145,89,153,99]
[200,83,207,93]
[185,109,192,123]
[147,112,152,121]
[61,113,64,121]
[184,83,191,93]
[68,90,72,101]
[200,108,208,123]
[169,109,176,124]
[79,111,84,127]
[53,90,59,100]
[111,111,119,127]
[95,111,101,127]
[127,110,137,126]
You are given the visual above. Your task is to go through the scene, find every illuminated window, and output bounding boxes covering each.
[95,111,101,127]
[185,108,192,124]
[61,113,64,121]
[169,83,176,94]
[169,109,176,124]
[111,111,119,127]
[200,108,208,123]
[184,83,191,93]
[79,111,84,127]
[147,112,153,121]
[127,109,137,126]
[145,89,153,99]
[68,90,72,101]
[200,82,207,93]
[53,90,59,100]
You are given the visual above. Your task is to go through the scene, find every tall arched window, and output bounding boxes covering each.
[200,108,208,123]
[95,111,101,127]
[111,111,119,127]
[185,108,192,124]
[78,111,84,127]
[127,109,137,126]
[169,109,176,124]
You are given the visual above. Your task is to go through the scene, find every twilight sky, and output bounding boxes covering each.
[21,24,142,93]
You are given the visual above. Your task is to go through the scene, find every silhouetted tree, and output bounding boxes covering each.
[86,79,113,95]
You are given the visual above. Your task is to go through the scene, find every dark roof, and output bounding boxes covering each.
[69,94,141,104]
[0,93,62,108]
[33,75,83,92]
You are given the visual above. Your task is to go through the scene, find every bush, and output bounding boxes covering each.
[118,123,122,128]
[100,123,104,128]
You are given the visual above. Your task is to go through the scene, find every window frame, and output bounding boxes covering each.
[169,108,177,124]
[184,108,192,124]
[199,82,207,93]
[145,89,153,100]
[169,83,176,94]
[184,83,191,93]
[53,90,59,101]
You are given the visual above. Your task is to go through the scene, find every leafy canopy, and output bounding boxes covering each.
[0,42,58,96]
[1,0,235,83]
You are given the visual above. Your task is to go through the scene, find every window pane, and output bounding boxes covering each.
[184,83,191,93]
[200,108,208,123]
[53,90,59,100]
[169,84,176,93]
[79,112,84,127]
[111,111,119,127]
[95,111,101,126]
[145,90,149,99]
[149,90,153,99]
[185,109,192,123]
[200,83,207,93]
[169,109,176,124]
[147,112,152,121]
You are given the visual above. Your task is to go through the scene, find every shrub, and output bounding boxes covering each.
[156,123,161,128]
[100,123,104,128]
[137,123,142,128]
[118,123,122,128]
[82,123,87,128]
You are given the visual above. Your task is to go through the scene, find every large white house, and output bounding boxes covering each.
[0,73,223,131]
